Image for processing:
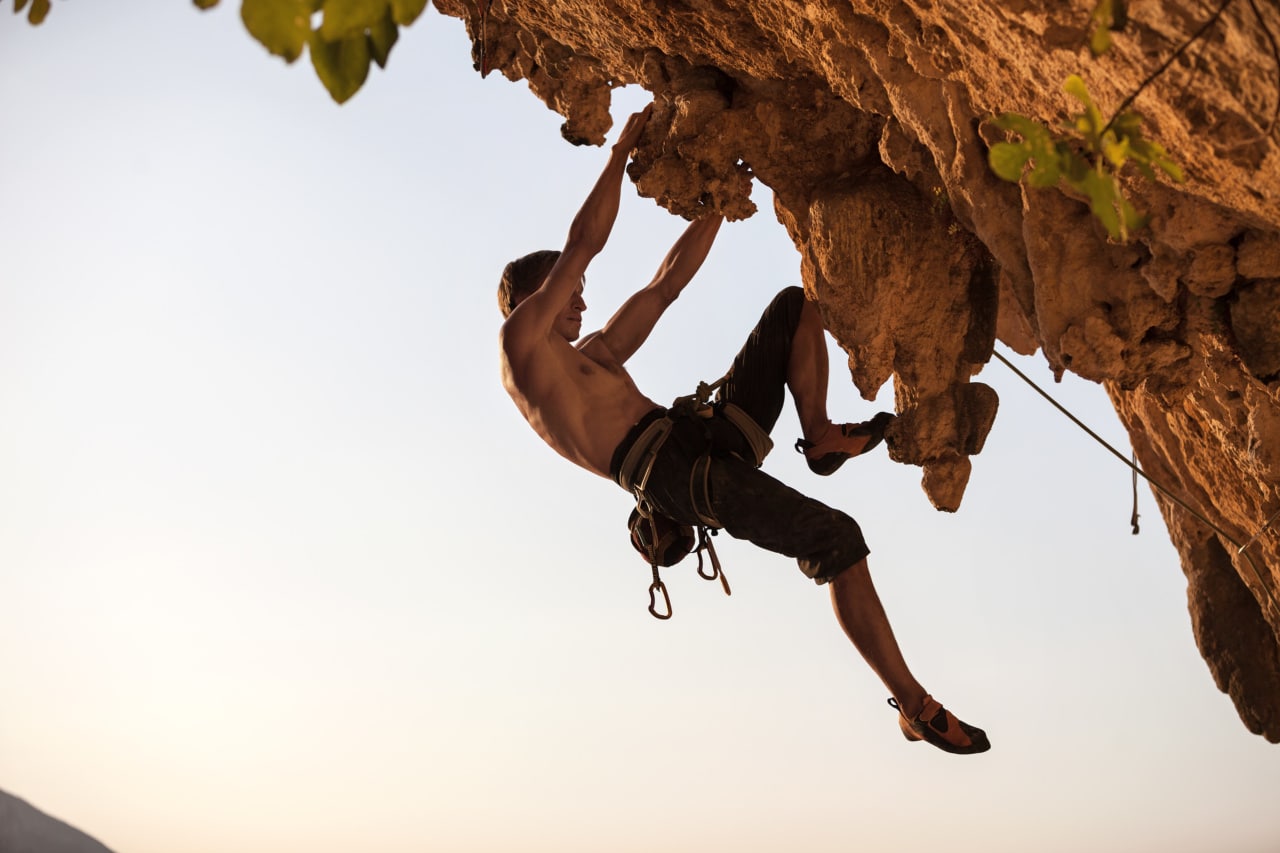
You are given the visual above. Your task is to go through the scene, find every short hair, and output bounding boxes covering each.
[498,250,562,318]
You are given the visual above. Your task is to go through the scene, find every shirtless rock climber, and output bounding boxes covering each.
[497,105,990,755]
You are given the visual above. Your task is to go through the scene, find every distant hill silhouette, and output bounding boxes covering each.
[0,789,115,853]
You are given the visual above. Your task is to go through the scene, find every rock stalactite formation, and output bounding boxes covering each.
[430,0,1280,740]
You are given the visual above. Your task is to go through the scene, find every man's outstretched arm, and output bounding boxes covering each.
[504,107,651,343]
[596,213,723,364]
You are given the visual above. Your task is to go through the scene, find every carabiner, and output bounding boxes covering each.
[648,580,672,620]
[695,528,731,596]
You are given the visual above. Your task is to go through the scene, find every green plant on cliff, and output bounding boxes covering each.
[12,0,429,103]
[988,75,1183,241]
[988,0,1192,242]
[989,0,1279,242]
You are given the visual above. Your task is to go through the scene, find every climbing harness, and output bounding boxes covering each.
[616,407,721,620]
[618,372,770,620]
[993,347,1280,619]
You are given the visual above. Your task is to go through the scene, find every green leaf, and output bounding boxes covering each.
[988,143,1032,182]
[309,29,372,103]
[1090,15,1111,53]
[1088,0,1114,56]
[1064,75,1106,145]
[241,0,311,63]
[1056,145,1090,184]
[1079,171,1123,239]
[1157,158,1185,183]
[1063,74,1091,104]
[1110,111,1143,140]
[368,8,399,68]
[994,113,1049,142]
[1089,26,1112,56]
[27,0,48,24]
[192,0,220,10]
[1024,157,1062,188]
[320,0,387,41]
[389,0,428,26]
[1091,0,1115,27]
[1131,159,1157,182]
[1120,197,1147,235]
[1128,137,1185,182]
[1101,133,1130,168]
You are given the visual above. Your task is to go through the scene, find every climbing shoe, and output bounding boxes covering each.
[888,695,990,755]
[794,412,895,476]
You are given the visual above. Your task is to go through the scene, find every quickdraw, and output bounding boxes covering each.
[631,492,728,621]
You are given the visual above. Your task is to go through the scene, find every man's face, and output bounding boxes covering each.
[554,281,587,341]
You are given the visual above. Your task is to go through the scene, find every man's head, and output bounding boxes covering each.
[498,250,561,318]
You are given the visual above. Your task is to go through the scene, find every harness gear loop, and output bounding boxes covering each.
[616,415,690,620]
[689,454,722,529]
[648,564,672,620]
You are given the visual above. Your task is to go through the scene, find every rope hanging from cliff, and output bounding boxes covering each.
[991,347,1280,619]
[472,0,495,78]
[1131,452,1141,535]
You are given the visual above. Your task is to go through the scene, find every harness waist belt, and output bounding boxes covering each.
[616,414,674,495]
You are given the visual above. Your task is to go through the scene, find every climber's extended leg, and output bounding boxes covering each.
[828,558,990,755]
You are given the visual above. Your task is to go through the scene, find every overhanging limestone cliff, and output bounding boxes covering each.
[429,0,1280,740]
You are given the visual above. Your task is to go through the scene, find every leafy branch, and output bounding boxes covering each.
[12,0,50,25]
[12,0,431,104]
[234,0,433,103]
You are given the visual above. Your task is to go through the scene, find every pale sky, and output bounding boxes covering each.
[2,4,1277,852]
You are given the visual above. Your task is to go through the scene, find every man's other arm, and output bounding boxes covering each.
[595,213,723,365]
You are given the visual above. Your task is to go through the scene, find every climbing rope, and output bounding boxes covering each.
[992,347,1280,619]
[1130,452,1141,535]
[1237,505,1280,556]
[472,0,495,78]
